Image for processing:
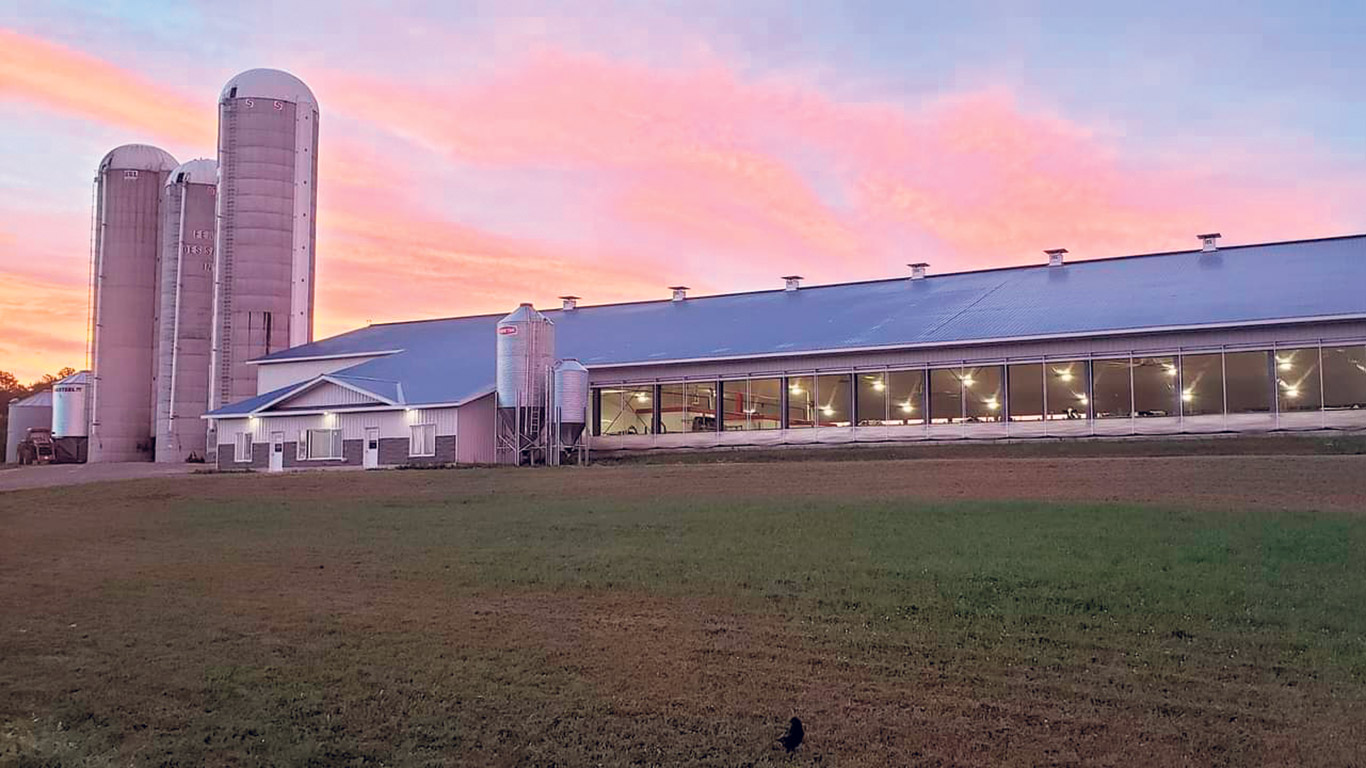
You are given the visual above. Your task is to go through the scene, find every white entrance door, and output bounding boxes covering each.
[364,427,380,469]
[268,432,285,473]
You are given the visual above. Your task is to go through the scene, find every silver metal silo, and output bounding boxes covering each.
[51,370,90,463]
[495,303,555,465]
[155,159,217,463]
[550,358,590,465]
[52,371,90,438]
[88,144,178,463]
[208,69,319,441]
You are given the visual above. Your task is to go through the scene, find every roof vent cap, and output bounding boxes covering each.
[559,295,580,311]
[781,275,803,292]
[1044,248,1068,267]
[668,286,689,302]
[1198,232,1221,252]
[908,262,930,280]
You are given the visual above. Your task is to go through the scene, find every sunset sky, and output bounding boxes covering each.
[2,1,1363,382]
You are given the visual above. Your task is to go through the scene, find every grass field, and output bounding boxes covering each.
[2,456,1365,766]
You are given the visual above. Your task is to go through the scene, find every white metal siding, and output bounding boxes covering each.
[255,355,384,394]
[285,381,383,408]
[218,406,457,448]
[456,393,496,464]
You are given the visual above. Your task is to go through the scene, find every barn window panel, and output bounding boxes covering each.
[1007,363,1043,422]
[815,374,853,427]
[1091,359,1132,419]
[598,387,654,435]
[234,432,252,462]
[786,376,815,429]
[658,384,687,434]
[1224,351,1272,414]
[303,428,342,460]
[887,370,925,425]
[721,381,746,431]
[689,382,719,432]
[856,372,887,425]
[1323,345,1366,410]
[748,378,783,430]
[929,368,963,424]
[660,382,718,433]
[1132,356,1179,417]
[1272,349,1321,412]
[723,379,782,430]
[1180,353,1223,417]
[963,366,1004,422]
[409,423,436,457]
[1046,361,1090,420]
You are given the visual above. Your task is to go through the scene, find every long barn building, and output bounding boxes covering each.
[205,234,1366,469]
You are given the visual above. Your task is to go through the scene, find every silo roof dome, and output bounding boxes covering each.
[220,68,317,108]
[58,370,91,385]
[166,158,218,186]
[99,144,178,173]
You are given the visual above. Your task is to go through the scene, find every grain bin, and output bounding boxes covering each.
[88,144,178,462]
[51,371,90,463]
[52,370,90,438]
[156,159,217,462]
[494,304,555,464]
[552,358,589,445]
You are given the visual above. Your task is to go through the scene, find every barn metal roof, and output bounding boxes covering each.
[7,389,53,409]
[208,234,1366,416]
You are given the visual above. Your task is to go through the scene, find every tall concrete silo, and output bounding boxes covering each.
[155,159,217,463]
[208,68,319,436]
[89,144,178,463]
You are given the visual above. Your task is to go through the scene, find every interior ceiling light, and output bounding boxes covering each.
[821,406,835,416]
[1182,389,1195,402]
[1057,370,1074,382]
[1277,359,1293,371]
[1284,386,1301,399]
[635,393,650,402]
[962,375,975,387]
[872,380,885,391]
[900,402,914,413]
[985,398,1000,410]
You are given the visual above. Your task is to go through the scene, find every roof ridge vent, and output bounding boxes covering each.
[908,262,930,280]
[1198,232,1221,252]
[668,285,689,302]
[781,275,803,291]
[1044,248,1068,267]
[559,295,580,311]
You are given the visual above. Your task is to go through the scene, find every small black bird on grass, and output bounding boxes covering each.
[778,716,804,753]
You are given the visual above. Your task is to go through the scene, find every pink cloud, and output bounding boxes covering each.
[2,28,1362,381]
[317,51,1360,276]
[0,27,214,147]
